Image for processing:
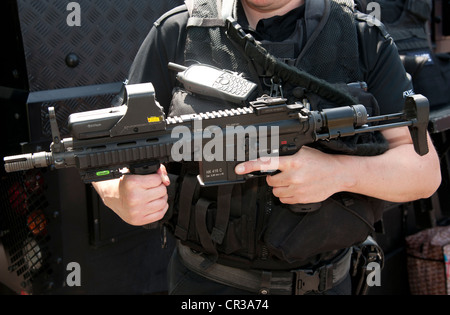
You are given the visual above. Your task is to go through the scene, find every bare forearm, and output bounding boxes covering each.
[338,131,441,203]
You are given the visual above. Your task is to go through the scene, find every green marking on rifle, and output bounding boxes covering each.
[96,170,110,177]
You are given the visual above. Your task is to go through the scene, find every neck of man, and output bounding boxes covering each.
[241,0,305,29]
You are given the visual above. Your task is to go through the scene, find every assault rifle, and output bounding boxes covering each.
[4,67,429,187]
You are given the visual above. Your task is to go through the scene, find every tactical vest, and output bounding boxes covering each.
[165,0,387,269]
[184,0,363,88]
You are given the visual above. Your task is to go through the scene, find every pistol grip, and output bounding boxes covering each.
[129,161,162,230]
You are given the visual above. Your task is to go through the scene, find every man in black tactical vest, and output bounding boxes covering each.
[93,0,441,295]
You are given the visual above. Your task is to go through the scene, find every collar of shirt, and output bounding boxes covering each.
[236,3,306,42]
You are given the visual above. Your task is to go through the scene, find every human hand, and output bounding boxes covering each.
[235,146,352,204]
[93,165,171,226]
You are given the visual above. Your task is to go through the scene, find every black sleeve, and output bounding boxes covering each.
[357,18,414,115]
[127,8,189,113]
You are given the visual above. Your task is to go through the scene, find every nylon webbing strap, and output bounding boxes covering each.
[211,184,234,244]
[174,175,198,240]
[187,17,226,27]
[178,242,353,295]
[225,17,357,107]
[195,198,218,257]
[221,0,236,20]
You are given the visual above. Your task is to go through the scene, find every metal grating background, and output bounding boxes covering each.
[0,170,51,293]
[15,0,184,143]
[17,0,184,92]
[34,89,119,141]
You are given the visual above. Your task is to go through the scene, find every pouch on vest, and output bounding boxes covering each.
[169,172,263,263]
[262,83,388,264]
[264,193,383,264]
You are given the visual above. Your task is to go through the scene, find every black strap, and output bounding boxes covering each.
[178,242,352,295]
[225,17,357,107]
[174,175,198,240]
[195,198,218,258]
[211,184,234,244]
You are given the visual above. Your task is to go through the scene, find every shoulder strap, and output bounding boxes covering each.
[221,0,236,20]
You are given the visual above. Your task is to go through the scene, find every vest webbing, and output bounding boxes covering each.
[184,0,364,96]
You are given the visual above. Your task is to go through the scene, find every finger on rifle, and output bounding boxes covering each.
[266,171,290,188]
[145,193,169,212]
[124,172,164,190]
[142,182,168,201]
[158,164,171,186]
[235,156,281,175]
